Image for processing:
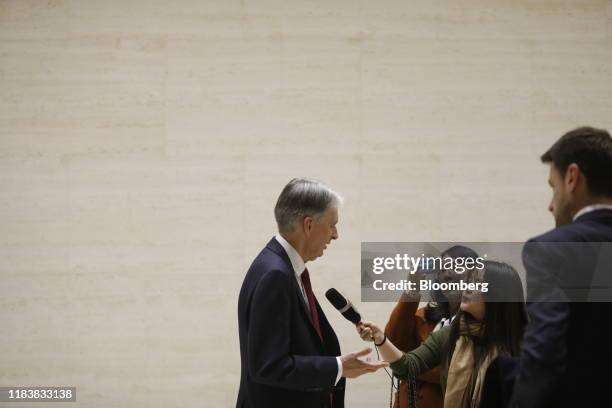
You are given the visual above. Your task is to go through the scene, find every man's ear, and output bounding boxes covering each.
[565,163,580,192]
[302,216,313,235]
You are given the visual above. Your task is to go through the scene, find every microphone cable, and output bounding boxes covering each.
[373,342,400,408]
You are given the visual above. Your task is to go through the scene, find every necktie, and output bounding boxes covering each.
[301,269,334,408]
[300,268,323,340]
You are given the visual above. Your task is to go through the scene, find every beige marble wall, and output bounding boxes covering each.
[1,1,611,406]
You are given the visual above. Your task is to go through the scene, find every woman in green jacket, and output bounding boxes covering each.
[359,261,527,408]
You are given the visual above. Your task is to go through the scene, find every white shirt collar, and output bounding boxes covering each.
[573,204,612,221]
[275,234,306,277]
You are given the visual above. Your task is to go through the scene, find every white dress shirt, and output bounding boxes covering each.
[275,234,343,384]
[573,204,612,221]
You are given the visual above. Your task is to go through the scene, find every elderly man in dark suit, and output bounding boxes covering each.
[237,178,387,408]
[508,127,612,408]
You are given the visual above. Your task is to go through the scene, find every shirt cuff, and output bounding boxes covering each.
[335,357,343,384]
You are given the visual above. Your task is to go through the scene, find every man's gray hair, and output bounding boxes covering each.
[274,178,343,233]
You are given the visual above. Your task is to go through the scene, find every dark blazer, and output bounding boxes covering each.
[480,355,520,408]
[509,209,612,408]
[237,237,346,408]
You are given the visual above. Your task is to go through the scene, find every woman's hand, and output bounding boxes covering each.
[357,321,385,344]
[358,321,404,364]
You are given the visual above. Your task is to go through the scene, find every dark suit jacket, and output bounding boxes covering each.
[237,237,346,408]
[509,209,612,408]
[480,355,520,408]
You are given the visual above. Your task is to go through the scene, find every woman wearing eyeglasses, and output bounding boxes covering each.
[383,246,479,408]
[361,261,527,408]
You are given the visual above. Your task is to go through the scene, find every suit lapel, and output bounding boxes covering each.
[265,237,326,350]
[315,295,340,356]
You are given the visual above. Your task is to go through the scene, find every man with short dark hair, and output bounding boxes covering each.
[540,126,612,226]
[510,127,612,407]
[236,178,387,408]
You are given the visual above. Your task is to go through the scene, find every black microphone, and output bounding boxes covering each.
[325,288,362,324]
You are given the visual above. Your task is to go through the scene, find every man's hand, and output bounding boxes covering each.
[340,347,388,379]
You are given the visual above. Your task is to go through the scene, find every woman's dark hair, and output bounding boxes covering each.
[425,245,480,324]
[443,261,527,406]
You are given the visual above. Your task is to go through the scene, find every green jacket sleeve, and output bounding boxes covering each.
[389,326,450,381]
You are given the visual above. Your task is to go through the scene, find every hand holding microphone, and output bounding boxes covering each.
[325,288,389,377]
[357,321,385,345]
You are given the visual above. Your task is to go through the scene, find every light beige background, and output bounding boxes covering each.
[1,0,611,407]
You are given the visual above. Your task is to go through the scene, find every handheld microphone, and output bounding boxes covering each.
[325,288,362,324]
